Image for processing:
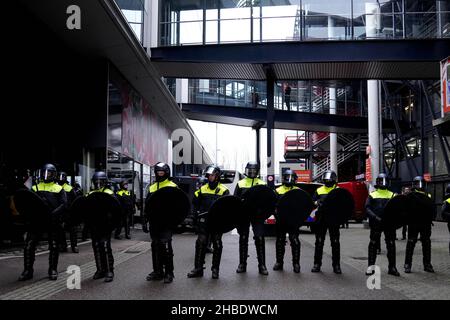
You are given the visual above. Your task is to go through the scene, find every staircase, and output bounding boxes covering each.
[312,135,368,181]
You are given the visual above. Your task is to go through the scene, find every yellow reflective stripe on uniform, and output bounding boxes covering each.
[117,190,130,196]
[415,190,431,198]
[370,189,394,199]
[446,198,450,204]
[89,188,114,195]
[199,184,229,196]
[275,185,299,195]
[62,183,73,192]
[149,179,177,193]
[316,185,337,195]
[32,182,63,193]
[238,177,266,188]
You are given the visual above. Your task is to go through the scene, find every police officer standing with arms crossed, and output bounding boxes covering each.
[19,164,67,281]
[187,165,229,279]
[273,170,301,273]
[404,176,434,273]
[311,170,342,274]
[365,173,400,276]
[234,161,269,275]
[57,171,79,253]
[144,162,178,284]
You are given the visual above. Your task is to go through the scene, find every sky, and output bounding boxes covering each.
[188,120,300,176]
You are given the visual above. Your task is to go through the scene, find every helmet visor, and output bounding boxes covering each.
[42,169,56,182]
[376,177,388,188]
[245,168,258,178]
[283,174,295,184]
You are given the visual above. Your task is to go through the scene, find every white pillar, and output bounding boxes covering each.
[366,2,381,190]
[329,87,338,173]
[175,79,189,104]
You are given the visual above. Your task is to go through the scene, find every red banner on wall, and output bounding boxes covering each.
[365,158,372,182]
[441,57,450,116]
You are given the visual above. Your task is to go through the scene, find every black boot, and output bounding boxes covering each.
[366,239,378,275]
[404,239,415,273]
[48,239,59,280]
[70,228,79,253]
[273,236,285,271]
[290,234,301,273]
[187,239,206,278]
[104,240,114,282]
[147,242,164,281]
[422,239,434,273]
[331,238,341,274]
[385,239,400,276]
[163,242,174,283]
[236,234,248,273]
[211,236,222,279]
[92,241,105,280]
[255,236,268,275]
[19,239,36,281]
[311,237,324,273]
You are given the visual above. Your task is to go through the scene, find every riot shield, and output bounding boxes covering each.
[145,187,190,230]
[242,185,277,222]
[276,188,314,231]
[13,189,51,231]
[319,188,354,226]
[382,194,409,230]
[206,195,244,234]
[405,192,435,225]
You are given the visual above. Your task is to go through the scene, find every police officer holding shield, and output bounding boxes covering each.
[404,176,434,273]
[365,173,400,276]
[19,164,67,281]
[144,162,178,284]
[234,161,268,275]
[187,165,229,279]
[57,171,79,253]
[273,170,301,273]
[311,170,342,274]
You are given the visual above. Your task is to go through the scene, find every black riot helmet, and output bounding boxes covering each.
[154,162,170,182]
[245,161,260,179]
[40,164,57,183]
[92,171,108,189]
[58,171,68,185]
[412,176,425,192]
[204,165,221,189]
[120,180,129,190]
[375,173,389,190]
[323,170,337,187]
[282,169,297,186]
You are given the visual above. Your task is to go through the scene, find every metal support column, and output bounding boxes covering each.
[329,87,338,173]
[265,64,275,187]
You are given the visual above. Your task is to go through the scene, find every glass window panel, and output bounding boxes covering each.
[405,0,437,13]
[220,8,251,42]
[180,9,203,22]
[180,21,203,44]
[262,17,297,41]
[262,5,297,18]
[405,12,438,38]
[122,9,143,23]
[302,0,351,16]
[206,20,218,43]
[130,23,142,42]
[253,17,261,41]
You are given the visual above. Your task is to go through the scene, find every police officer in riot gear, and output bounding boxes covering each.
[187,165,229,279]
[19,164,67,281]
[57,171,79,253]
[273,170,301,273]
[311,170,342,274]
[365,173,399,276]
[442,183,450,255]
[89,171,116,282]
[145,162,178,284]
[234,161,268,275]
[115,180,134,240]
[404,176,434,273]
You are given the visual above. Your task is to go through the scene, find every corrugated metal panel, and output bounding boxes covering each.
[152,62,266,80]
[154,61,438,80]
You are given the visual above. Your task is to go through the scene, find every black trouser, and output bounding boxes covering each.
[193,228,223,272]
[114,212,132,238]
[405,223,432,267]
[368,224,396,268]
[448,223,450,254]
[22,224,61,274]
[312,222,340,267]
[237,219,266,266]
[150,226,174,276]
[275,228,300,266]
[402,224,407,239]
[91,230,114,274]
[59,224,78,249]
